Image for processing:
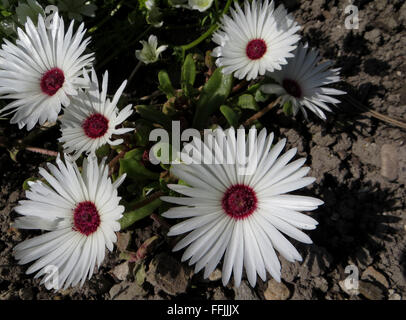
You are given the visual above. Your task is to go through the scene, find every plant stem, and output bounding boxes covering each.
[132,191,164,210]
[176,0,232,54]
[243,97,281,127]
[127,61,143,87]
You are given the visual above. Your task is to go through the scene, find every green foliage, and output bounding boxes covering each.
[56,0,97,21]
[119,148,160,181]
[120,198,162,229]
[158,70,175,99]
[192,67,233,129]
[283,100,293,116]
[181,53,196,97]
[136,105,172,130]
[220,105,239,127]
[237,94,258,110]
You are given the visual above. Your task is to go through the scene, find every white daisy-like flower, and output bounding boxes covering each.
[59,69,134,160]
[13,155,126,290]
[261,43,346,120]
[212,0,301,81]
[0,13,94,130]
[135,35,167,65]
[161,127,323,287]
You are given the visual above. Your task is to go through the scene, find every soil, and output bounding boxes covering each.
[1,0,406,300]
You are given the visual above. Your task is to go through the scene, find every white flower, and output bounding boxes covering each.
[261,43,346,120]
[0,13,94,130]
[135,35,167,64]
[13,155,126,290]
[212,0,301,81]
[161,127,322,287]
[59,69,134,160]
[188,0,214,12]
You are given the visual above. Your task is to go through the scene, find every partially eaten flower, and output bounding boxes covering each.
[135,35,167,64]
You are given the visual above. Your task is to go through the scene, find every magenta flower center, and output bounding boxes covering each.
[222,184,258,220]
[282,78,302,98]
[82,113,109,139]
[246,39,267,60]
[73,201,101,236]
[40,68,65,96]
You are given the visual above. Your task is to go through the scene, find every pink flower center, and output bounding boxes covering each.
[282,78,302,98]
[221,184,258,220]
[40,68,65,96]
[82,113,109,139]
[246,39,267,60]
[73,201,101,236]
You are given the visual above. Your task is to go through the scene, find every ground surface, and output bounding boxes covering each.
[0,0,406,300]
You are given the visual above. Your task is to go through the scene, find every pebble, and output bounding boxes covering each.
[146,252,192,296]
[233,281,259,300]
[109,281,147,300]
[380,144,398,181]
[264,279,290,300]
[208,268,222,281]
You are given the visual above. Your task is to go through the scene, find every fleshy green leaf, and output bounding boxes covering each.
[158,70,175,98]
[283,100,293,116]
[120,198,162,229]
[237,94,258,110]
[181,53,196,97]
[193,67,233,129]
[136,105,172,129]
[119,148,160,181]
[220,105,239,127]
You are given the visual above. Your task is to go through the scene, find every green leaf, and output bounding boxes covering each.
[134,119,154,147]
[237,94,258,110]
[23,177,37,191]
[220,105,239,127]
[95,144,110,158]
[193,68,233,129]
[119,149,160,181]
[136,105,172,130]
[283,100,293,116]
[120,198,162,229]
[158,70,175,99]
[181,53,196,97]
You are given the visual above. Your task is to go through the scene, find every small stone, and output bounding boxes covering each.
[109,281,147,300]
[361,266,389,288]
[352,139,380,167]
[212,287,227,300]
[208,268,222,281]
[313,277,329,293]
[146,252,192,295]
[364,29,381,44]
[312,131,337,147]
[110,261,130,281]
[18,288,34,300]
[264,279,290,300]
[380,144,398,181]
[358,280,385,300]
[388,289,401,300]
[233,281,259,300]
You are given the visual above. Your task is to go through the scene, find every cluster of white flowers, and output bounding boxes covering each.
[0,1,346,291]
